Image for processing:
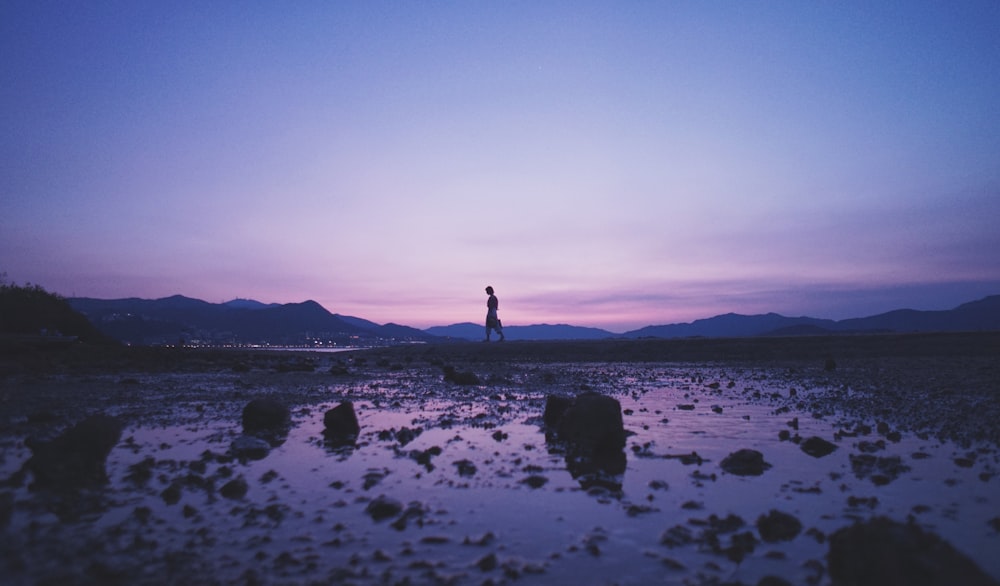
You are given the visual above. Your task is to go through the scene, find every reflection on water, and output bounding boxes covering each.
[1,368,998,585]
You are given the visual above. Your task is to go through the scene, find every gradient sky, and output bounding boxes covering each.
[3,2,999,332]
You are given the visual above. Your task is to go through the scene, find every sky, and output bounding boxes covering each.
[2,2,1000,333]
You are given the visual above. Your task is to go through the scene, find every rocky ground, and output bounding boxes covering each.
[0,333,998,585]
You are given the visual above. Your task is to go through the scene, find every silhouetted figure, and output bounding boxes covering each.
[484,286,505,341]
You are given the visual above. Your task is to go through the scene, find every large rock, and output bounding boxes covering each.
[828,517,998,586]
[26,414,123,489]
[242,398,290,434]
[543,395,574,428]
[553,392,626,454]
[324,400,361,444]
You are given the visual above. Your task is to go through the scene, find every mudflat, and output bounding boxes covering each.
[1,332,998,585]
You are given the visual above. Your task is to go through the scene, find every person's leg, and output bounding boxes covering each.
[484,326,491,341]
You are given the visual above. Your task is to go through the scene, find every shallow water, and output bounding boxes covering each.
[2,366,998,585]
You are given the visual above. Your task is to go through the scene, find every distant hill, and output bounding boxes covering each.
[66,292,1000,346]
[68,296,439,346]
[623,295,1000,338]
[1,283,109,343]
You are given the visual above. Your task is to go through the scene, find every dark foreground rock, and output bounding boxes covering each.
[242,398,290,435]
[548,392,626,454]
[324,400,361,444]
[720,449,771,476]
[827,517,999,586]
[25,414,123,489]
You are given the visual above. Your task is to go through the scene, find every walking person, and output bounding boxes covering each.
[484,286,505,342]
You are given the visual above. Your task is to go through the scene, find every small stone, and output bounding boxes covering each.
[365,495,403,521]
[720,449,771,476]
[220,477,248,499]
[756,510,802,542]
[521,475,547,489]
[230,435,271,460]
[801,436,838,458]
[476,552,498,571]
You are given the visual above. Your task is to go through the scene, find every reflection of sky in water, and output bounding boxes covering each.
[3,376,998,585]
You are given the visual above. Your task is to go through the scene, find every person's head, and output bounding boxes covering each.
[485,286,494,295]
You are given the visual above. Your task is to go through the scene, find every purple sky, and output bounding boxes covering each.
[3,2,999,332]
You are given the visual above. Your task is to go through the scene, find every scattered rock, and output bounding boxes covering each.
[230,435,271,460]
[801,436,838,458]
[720,449,771,476]
[756,510,802,542]
[390,501,428,530]
[242,399,290,434]
[827,517,998,586]
[365,495,403,521]
[323,401,360,443]
[443,365,480,385]
[521,475,547,489]
[475,552,498,572]
[551,392,626,454]
[220,477,248,499]
[850,454,910,485]
[453,459,477,477]
[25,414,123,490]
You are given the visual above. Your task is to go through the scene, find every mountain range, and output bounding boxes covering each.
[67,294,1000,346]
[67,295,435,346]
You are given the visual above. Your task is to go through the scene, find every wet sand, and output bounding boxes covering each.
[1,333,998,585]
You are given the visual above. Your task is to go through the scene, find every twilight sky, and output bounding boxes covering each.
[3,2,999,332]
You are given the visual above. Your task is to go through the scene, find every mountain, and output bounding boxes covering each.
[623,295,1000,338]
[67,293,1000,346]
[425,322,617,341]
[68,296,439,346]
[625,313,838,338]
[223,298,280,310]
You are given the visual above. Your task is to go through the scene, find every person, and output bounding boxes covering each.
[484,285,505,342]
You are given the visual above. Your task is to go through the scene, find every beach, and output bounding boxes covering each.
[1,333,998,585]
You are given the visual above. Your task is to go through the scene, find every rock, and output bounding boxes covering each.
[521,475,547,489]
[827,517,998,586]
[543,395,574,428]
[453,459,477,477]
[26,414,123,489]
[554,392,626,454]
[720,449,771,476]
[850,454,910,485]
[801,436,838,458]
[220,477,248,499]
[365,495,403,521]
[442,365,480,385]
[323,401,360,443]
[230,435,271,460]
[756,510,803,542]
[242,398,290,434]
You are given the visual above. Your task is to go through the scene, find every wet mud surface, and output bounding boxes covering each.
[1,335,999,585]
